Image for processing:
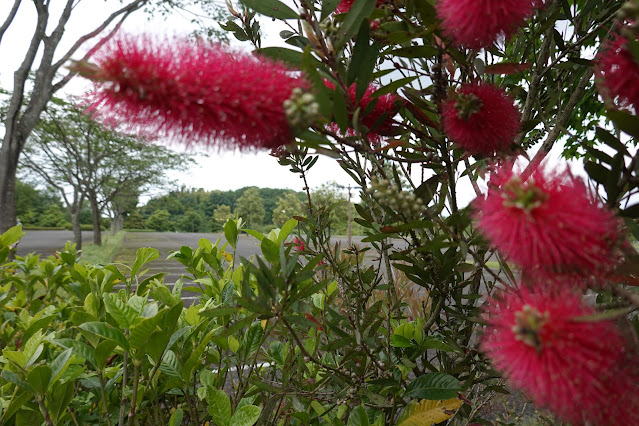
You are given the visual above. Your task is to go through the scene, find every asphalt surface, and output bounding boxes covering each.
[15,230,94,258]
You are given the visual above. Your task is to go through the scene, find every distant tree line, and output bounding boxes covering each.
[130,182,361,234]
[17,178,362,235]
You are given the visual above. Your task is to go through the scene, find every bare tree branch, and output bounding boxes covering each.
[0,0,21,46]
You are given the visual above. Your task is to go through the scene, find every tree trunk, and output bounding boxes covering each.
[0,138,20,234]
[88,192,102,246]
[71,210,82,251]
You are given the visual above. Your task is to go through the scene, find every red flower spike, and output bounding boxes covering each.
[474,164,622,279]
[436,0,539,49]
[292,236,306,252]
[324,80,401,142]
[481,286,639,425]
[335,0,385,14]
[83,34,306,150]
[595,32,639,113]
[442,83,521,155]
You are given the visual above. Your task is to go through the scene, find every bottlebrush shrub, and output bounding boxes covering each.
[474,163,622,278]
[80,34,306,150]
[481,285,639,425]
[595,31,639,113]
[442,83,521,155]
[436,0,540,49]
[324,80,401,141]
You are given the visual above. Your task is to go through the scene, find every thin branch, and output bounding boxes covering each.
[522,67,594,179]
[0,0,21,45]
[52,0,145,91]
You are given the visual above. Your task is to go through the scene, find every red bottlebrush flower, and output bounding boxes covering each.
[595,32,639,113]
[292,237,306,251]
[81,34,305,150]
[442,83,521,155]
[324,80,401,141]
[481,286,639,425]
[436,0,538,49]
[474,164,621,278]
[335,0,384,14]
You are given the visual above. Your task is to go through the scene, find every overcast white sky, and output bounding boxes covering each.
[0,0,588,208]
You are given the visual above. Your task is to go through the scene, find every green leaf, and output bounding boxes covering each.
[257,47,303,66]
[168,408,184,426]
[27,365,52,395]
[607,109,639,139]
[54,339,97,369]
[389,45,438,58]
[1,370,33,392]
[404,373,461,400]
[129,308,166,353]
[131,247,160,277]
[595,126,630,155]
[321,0,340,19]
[183,328,219,382]
[260,238,280,264]
[224,219,239,250]
[244,323,264,357]
[0,225,25,247]
[229,405,262,426]
[347,21,377,89]
[49,348,73,387]
[103,293,138,329]
[159,350,183,380]
[278,218,299,244]
[390,334,413,348]
[347,404,369,426]
[79,322,129,350]
[238,0,298,19]
[421,337,456,352]
[48,380,74,424]
[243,228,265,242]
[207,389,232,426]
[371,76,418,98]
[335,0,377,50]
[0,390,33,423]
[584,161,609,186]
[95,341,117,370]
[200,306,239,318]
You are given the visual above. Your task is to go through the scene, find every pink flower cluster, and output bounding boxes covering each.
[595,32,639,112]
[442,83,521,155]
[476,161,635,424]
[475,164,621,278]
[324,80,401,142]
[81,34,306,150]
[436,0,545,49]
[482,285,639,425]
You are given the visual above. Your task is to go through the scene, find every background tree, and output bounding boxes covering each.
[15,179,66,227]
[178,209,204,233]
[212,204,233,230]
[0,0,152,233]
[235,187,264,227]
[310,182,349,235]
[20,98,191,246]
[272,192,304,227]
[146,209,172,232]
[123,209,145,230]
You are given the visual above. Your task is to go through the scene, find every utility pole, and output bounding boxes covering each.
[338,184,360,246]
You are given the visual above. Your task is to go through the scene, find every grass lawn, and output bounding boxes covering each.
[79,231,126,264]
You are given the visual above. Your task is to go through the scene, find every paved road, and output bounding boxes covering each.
[15,230,94,258]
